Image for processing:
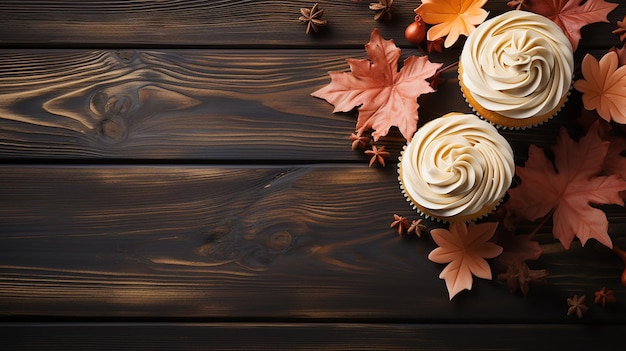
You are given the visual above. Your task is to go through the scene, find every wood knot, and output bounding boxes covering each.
[91,90,134,118]
[104,94,132,117]
[98,117,127,142]
[264,231,292,252]
[115,50,137,63]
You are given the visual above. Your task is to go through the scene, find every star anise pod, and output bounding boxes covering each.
[350,133,371,150]
[364,145,390,167]
[566,295,588,319]
[594,287,616,307]
[407,219,427,237]
[299,3,327,35]
[507,0,527,10]
[390,214,410,235]
[369,0,394,21]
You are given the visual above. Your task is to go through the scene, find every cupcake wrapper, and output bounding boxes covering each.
[458,64,571,130]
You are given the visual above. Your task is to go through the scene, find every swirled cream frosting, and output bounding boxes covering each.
[399,113,514,222]
[460,10,573,122]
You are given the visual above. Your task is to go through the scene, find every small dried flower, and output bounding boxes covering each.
[369,0,394,21]
[390,214,410,235]
[507,0,527,10]
[299,3,327,35]
[613,15,626,42]
[364,145,390,167]
[350,133,371,150]
[407,219,427,237]
[567,295,588,319]
[594,287,616,307]
[427,38,444,53]
[497,261,547,296]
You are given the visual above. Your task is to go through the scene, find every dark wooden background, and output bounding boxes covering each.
[1,1,626,349]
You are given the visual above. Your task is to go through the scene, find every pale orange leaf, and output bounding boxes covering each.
[574,52,626,124]
[414,0,488,48]
[428,222,502,300]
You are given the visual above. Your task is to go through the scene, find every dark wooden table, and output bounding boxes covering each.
[1,1,626,349]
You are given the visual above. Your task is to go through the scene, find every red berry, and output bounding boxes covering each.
[404,15,426,45]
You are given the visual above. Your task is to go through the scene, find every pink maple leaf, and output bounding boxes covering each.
[506,121,626,249]
[428,222,503,300]
[525,0,618,51]
[311,29,441,141]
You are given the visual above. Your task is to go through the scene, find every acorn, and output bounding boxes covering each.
[404,15,426,45]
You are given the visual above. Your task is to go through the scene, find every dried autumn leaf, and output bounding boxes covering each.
[525,0,618,51]
[506,121,626,249]
[494,226,546,296]
[497,232,543,265]
[312,29,441,141]
[428,222,503,300]
[414,0,489,48]
[574,52,626,124]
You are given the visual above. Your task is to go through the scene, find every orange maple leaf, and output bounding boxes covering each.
[574,51,626,124]
[506,122,626,249]
[311,29,441,141]
[525,0,618,51]
[428,222,503,300]
[414,0,488,48]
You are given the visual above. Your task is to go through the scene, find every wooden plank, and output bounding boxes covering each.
[1,323,623,350]
[0,49,376,160]
[0,1,622,48]
[1,165,624,321]
[0,48,609,161]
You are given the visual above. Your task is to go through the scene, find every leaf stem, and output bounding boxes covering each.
[528,208,555,239]
[436,61,459,75]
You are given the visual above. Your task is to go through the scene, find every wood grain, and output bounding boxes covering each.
[1,0,626,344]
[0,49,363,160]
[0,48,607,161]
[2,323,624,351]
[0,1,623,49]
[1,166,624,321]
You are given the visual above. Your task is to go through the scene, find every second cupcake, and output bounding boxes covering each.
[459,10,574,129]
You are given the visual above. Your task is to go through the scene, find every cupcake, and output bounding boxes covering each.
[459,11,574,128]
[398,113,515,223]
